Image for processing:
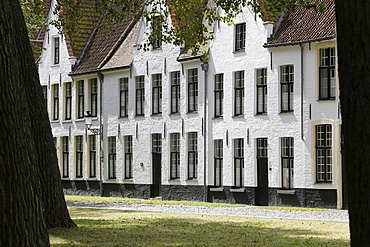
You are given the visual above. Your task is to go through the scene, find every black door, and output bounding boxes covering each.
[151,134,162,197]
[256,138,268,206]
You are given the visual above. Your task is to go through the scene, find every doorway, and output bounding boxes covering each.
[256,138,268,206]
[151,134,162,197]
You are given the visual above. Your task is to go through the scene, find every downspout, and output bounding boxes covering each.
[98,70,104,196]
[201,61,209,202]
[300,43,304,141]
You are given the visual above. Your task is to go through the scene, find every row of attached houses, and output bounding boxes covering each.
[36,0,346,208]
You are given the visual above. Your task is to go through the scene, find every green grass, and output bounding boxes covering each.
[65,195,244,208]
[49,207,349,246]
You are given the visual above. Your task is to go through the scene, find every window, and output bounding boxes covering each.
[316,124,332,183]
[136,75,145,116]
[257,138,268,158]
[75,135,83,178]
[89,135,96,178]
[280,65,294,112]
[124,135,133,179]
[319,47,336,100]
[257,68,267,114]
[62,136,69,178]
[65,82,72,120]
[214,139,223,187]
[171,71,180,114]
[120,78,129,117]
[281,137,294,189]
[234,139,244,187]
[42,85,47,104]
[52,84,59,120]
[152,134,162,153]
[53,36,60,64]
[188,132,198,179]
[90,78,98,117]
[234,71,244,116]
[152,74,162,115]
[170,133,180,179]
[77,80,84,119]
[151,16,162,49]
[188,68,198,112]
[214,74,223,117]
[108,137,116,179]
[235,23,246,51]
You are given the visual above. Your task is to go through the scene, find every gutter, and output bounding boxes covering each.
[201,61,209,202]
[263,36,336,48]
[300,43,304,141]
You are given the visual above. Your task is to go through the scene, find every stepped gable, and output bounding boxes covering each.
[265,0,336,47]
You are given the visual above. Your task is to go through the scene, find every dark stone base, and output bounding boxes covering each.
[161,185,205,201]
[104,183,151,199]
[208,187,255,205]
[62,180,101,196]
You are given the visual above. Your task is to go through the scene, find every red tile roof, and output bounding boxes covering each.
[265,0,336,47]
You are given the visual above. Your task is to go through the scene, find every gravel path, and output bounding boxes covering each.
[67,201,349,222]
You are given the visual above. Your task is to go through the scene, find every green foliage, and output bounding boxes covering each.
[21,0,47,39]
[49,207,350,246]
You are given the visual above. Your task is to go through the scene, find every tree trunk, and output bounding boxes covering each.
[0,1,49,246]
[336,1,370,245]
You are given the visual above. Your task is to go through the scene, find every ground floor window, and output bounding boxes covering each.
[316,124,333,183]
[281,137,294,188]
[188,132,198,179]
[214,139,223,187]
[108,137,116,179]
[234,138,244,187]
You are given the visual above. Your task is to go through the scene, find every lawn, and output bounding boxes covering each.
[49,207,350,246]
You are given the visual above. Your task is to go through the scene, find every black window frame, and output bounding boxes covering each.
[75,135,83,178]
[42,85,47,104]
[136,75,145,116]
[108,136,116,179]
[124,135,133,179]
[65,82,72,120]
[120,77,129,117]
[62,136,69,178]
[214,139,223,187]
[234,138,244,187]
[54,36,60,65]
[52,84,59,120]
[214,74,224,118]
[280,65,294,112]
[315,124,333,183]
[152,74,162,115]
[170,133,180,179]
[281,137,294,189]
[257,138,268,158]
[89,135,96,178]
[188,132,198,179]
[188,68,198,112]
[235,23,246,51]
[256,68,267,114]
[151,16,162,49]
[234,70,244,116]
[171,71,180,114]
[77,80,84,119]
[319,47,336,100]
[90,78,98,117]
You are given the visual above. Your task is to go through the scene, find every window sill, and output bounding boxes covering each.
[62,120,72,123]
[73,177,84,181]
[119,115,129,119]
[212,116,223,120]
[105,179,117,183]
[87,177,98,181]
[209,187,224,192]
[279,111,294,115]
[50,120,60,123]
[187,111,198,115]
[255,112,267,116]
[317,98,336,102]
[123,179,134,184]
[277,189,295,195]
[233,49,246,54]
[230,187,245,193]
[170,112,181,116]
[75,118,84,122]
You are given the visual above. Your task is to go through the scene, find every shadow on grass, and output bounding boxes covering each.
[49,208,349,247]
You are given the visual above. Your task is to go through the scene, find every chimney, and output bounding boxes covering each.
[263,21,274,41]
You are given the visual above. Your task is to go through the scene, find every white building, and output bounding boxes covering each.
[38,0,345,208]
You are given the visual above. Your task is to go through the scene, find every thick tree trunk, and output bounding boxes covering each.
[0,1,49,246]
[336,1,370,245]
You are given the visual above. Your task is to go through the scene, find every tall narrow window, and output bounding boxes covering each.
[257,68,267,114]
[319,47,336,100]
[234,139,244,187]
[151,16,162,49]
[170,133,180,179]
[171,71,180,113]
[108,137,116,179]
[152,74,162,115]
[188,68,198,112]
[188,132,198,179]
[90,78,98,117]
[75,135,83,178]
[214,74,224,117]
[214,139,223,187]
[234,71,244,116]
[136,75,145,116]
[77,80,84,119]
[53,36,60,64]
[235,23,246,51]
[280,65,294,112]
[42,85,47,104]
[281,137,294,188]
[52,84,59,120]
[62,136,69,178]
[257,138,268,158]
[89,135,96,178]
[316,124,332,183]
[65,82,72,120]
[120,78,129,117]
[124,135,133,179]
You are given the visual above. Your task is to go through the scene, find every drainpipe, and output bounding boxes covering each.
[300,43,304,141]
[201,61,209,202]
[97,70,104,196]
